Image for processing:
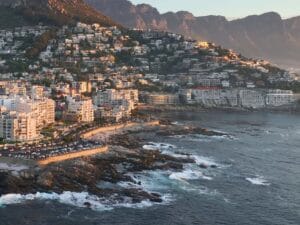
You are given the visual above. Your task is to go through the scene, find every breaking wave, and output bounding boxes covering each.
[143,142,221,168]
[120,169,216,198]
[171,133,237,142]
[0,140,228,210]
[0,191,171,211]
[246,176,270,186]
[143,142,176,151]
[169,169,213,181]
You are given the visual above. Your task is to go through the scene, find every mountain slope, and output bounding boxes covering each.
[85,0,300,69]
[0,0,119,27]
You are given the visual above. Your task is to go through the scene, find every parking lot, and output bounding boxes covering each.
[0,140,104,160]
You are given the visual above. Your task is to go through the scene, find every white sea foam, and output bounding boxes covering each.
[114,198,153,209]
[118,165,219,203]
[0,192,112,211]
[120,170,172,192]
[169,169,213,181]
[160,149,189,159]
[0,191,171,210]
[246,176,270,186]
[181,185,220,196]
[118,180,139,189]
[133,142,224,200]
[114,194,173,209]
[171,121,184,126]
[171,133,237,142]
[0,163,28,172]
[160,149,222,170]
[157,143,222,169]
[143,142,176,151]
[172,134,213,143]
[120,168,214,199]
[190,155,218,167]
[144,142,218,166]
[263,129,273,134]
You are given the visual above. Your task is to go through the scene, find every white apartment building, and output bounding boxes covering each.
[181,88,295,108]
[0,111,38,142]
[146,93,179,105]
[0,96,55,128]
[238,89,265,108]
[266,89,295,106]
[66,96,94,122]
[93,89,138,107]
[0,95,55,142]
[220,89,239,106]
[95,105,125,122]
[188,88,222,106]
[93,89,138,120]
[37,98,55,127]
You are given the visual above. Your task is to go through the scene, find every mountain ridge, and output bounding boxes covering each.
[0,0,119,27]
[85,0,300,69]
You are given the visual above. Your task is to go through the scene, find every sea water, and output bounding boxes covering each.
[0,111,299,225]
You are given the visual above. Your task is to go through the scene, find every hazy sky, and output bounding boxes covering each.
[130,0,300,19]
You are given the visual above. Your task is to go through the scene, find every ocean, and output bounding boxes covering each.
[0,111,299,225]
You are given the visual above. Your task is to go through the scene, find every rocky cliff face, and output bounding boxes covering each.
[0,0,118,27]
[85,0,300,69]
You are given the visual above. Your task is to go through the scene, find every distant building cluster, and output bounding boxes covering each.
[0,22,298,142]
[0,80,139,142]
[0,25,48,56]
[93,89,138,122]
[180,88,295,108]
[0,83,55,142]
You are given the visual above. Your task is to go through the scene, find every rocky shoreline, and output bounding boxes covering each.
[0,123,222,208]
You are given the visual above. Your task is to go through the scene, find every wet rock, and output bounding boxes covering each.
[19,170,35,179]
[109,134,142,149]
[0,132,196,205]
[37,171,54,188]
[199,163,209,169]
[159,119,172,125]
[84,202,92,208]
[156,125,226,137]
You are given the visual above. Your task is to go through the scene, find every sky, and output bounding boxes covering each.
[130,0,300,19]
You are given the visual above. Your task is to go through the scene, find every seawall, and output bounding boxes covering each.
[38,146,108,166]
[80,121,160,139]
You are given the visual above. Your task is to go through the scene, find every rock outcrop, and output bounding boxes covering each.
[0,147,193,204]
